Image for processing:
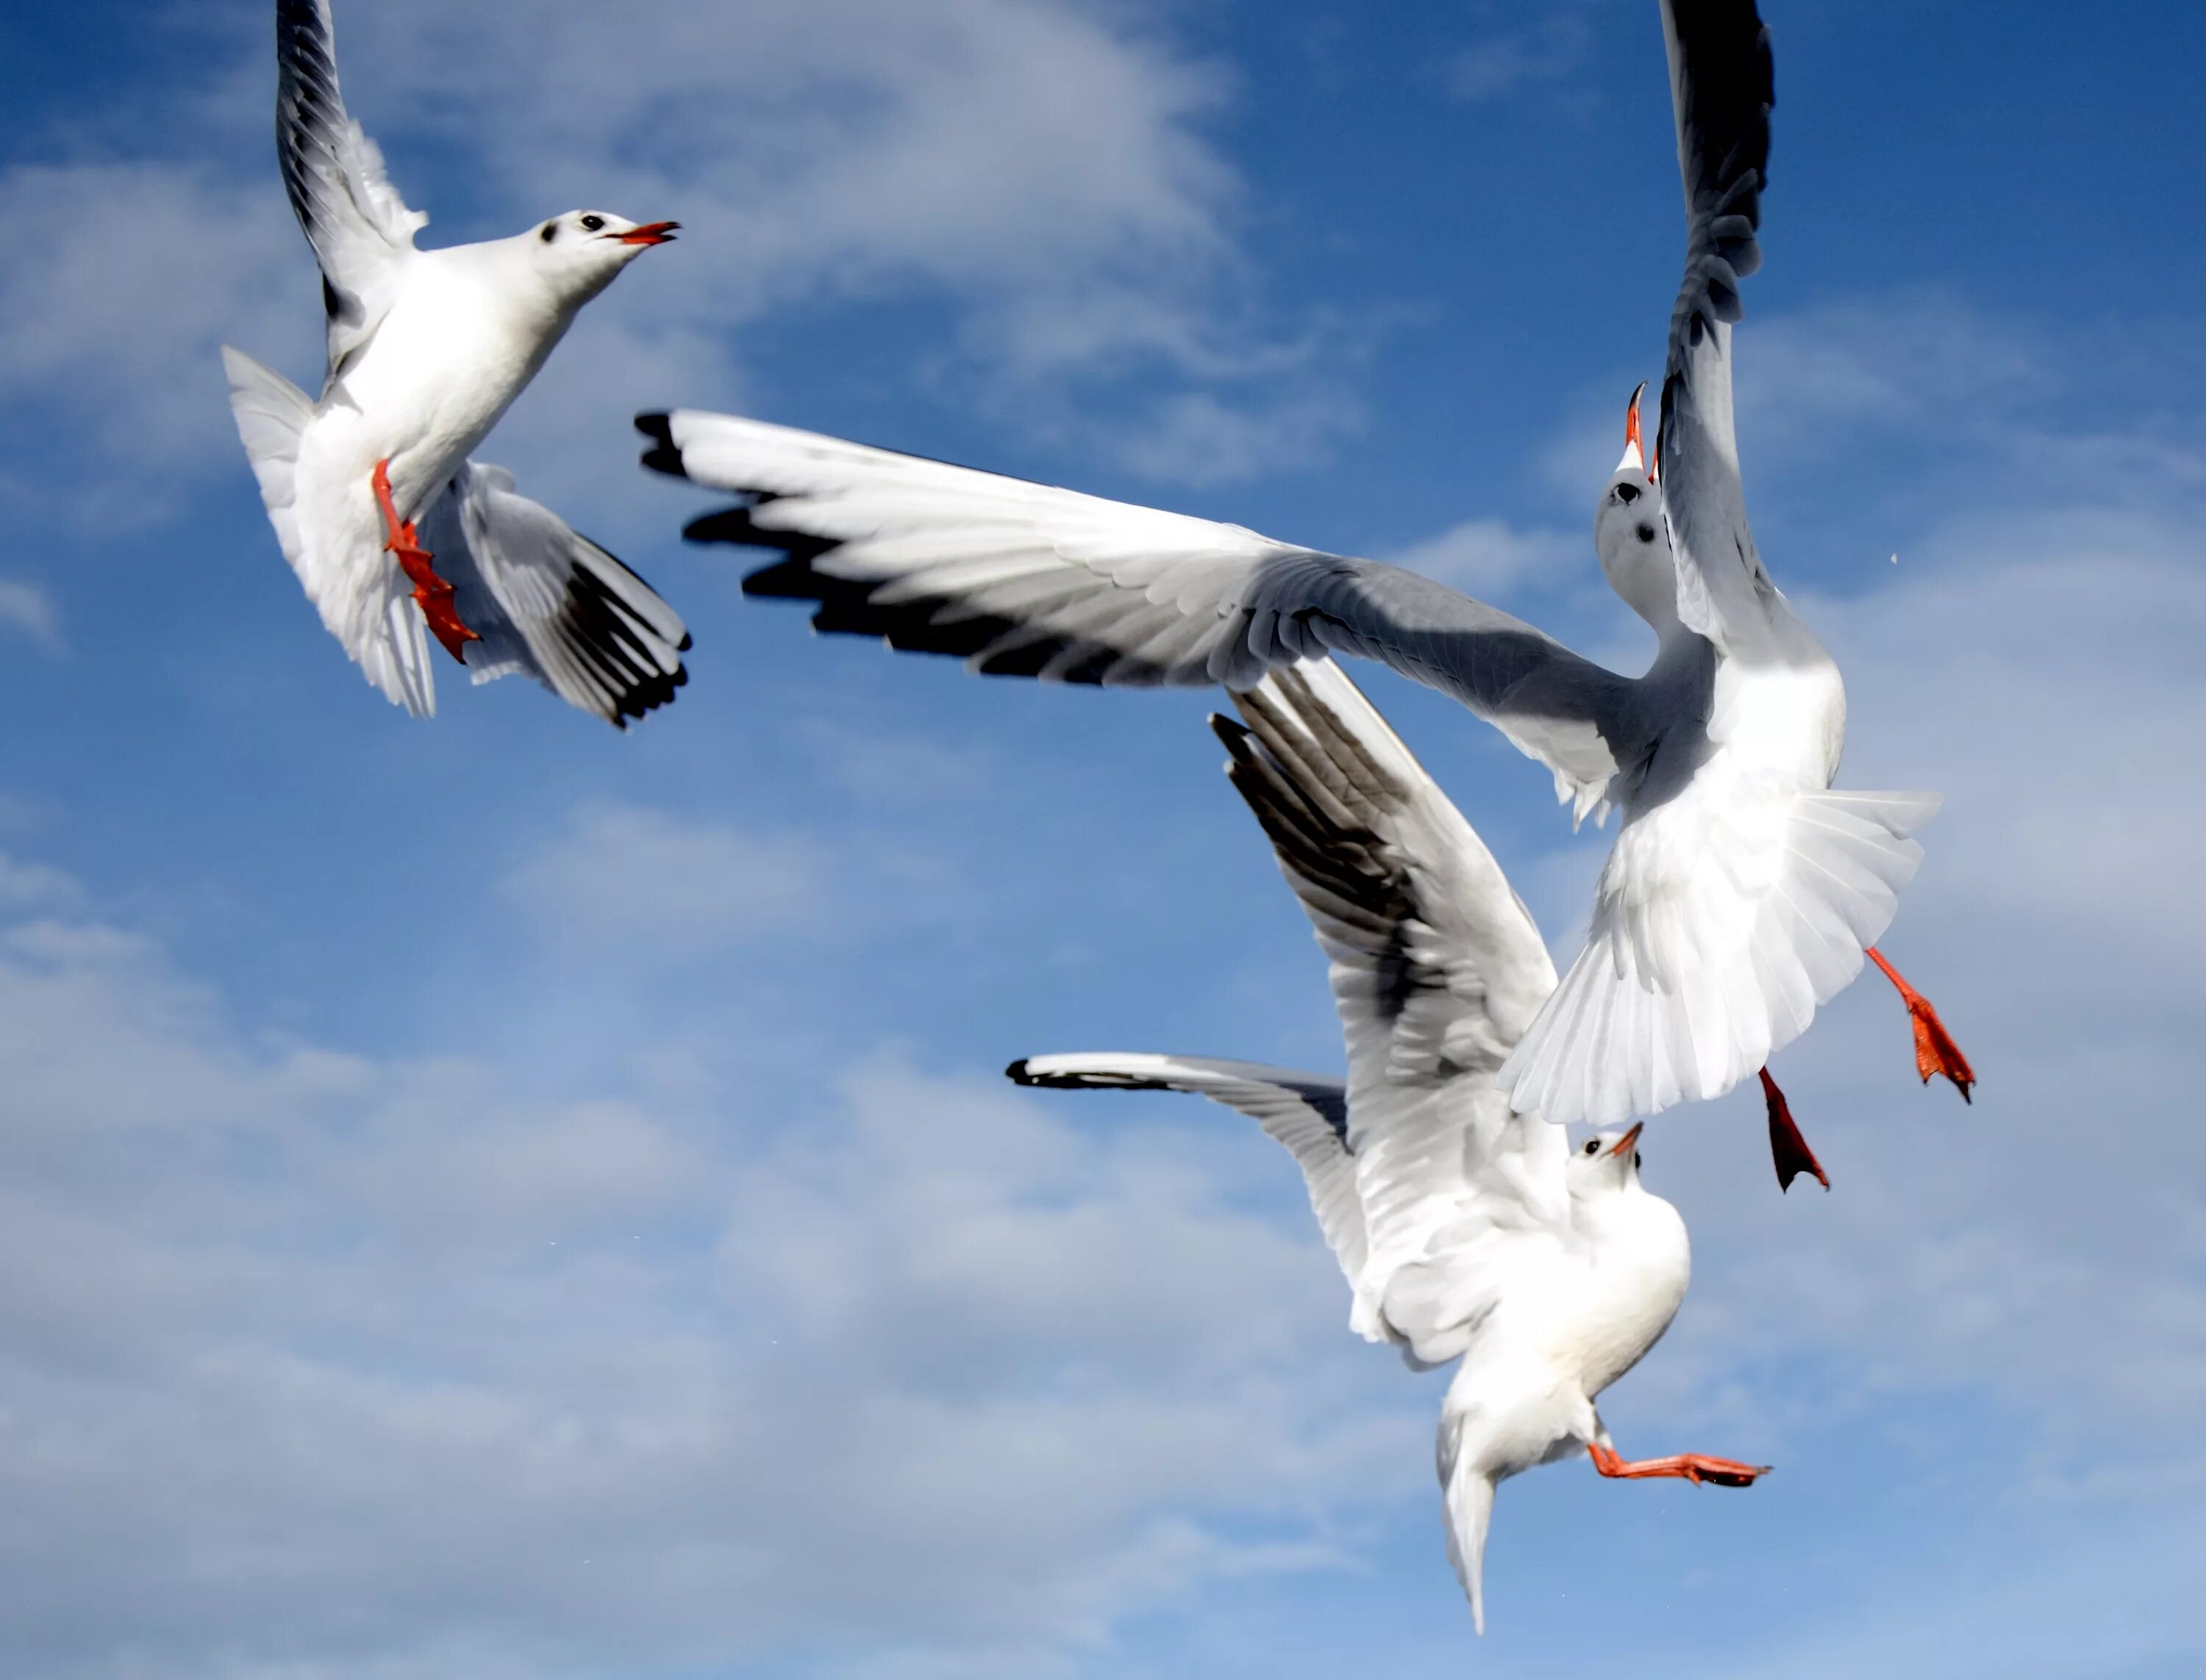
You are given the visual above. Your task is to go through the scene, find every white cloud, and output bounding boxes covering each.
[502,803,823,955]
[0,581,63,653]
[1447,12,1591,104]
[0,887,1424,1678]
[1387,515,1578,595]
[0,0,1356,524]
[0,162,309,519]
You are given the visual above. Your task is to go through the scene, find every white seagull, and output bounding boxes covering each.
[223,0,690,726]
[1009,660,1768,1633]
[638,0,1974,1121]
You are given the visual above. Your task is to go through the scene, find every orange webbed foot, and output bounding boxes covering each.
[1866,948,1976,1103]
[1588,1442,1771,1488]
[1759,1068,1829,1193]
[371,460,479,664]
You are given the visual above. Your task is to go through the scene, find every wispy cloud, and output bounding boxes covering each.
[0,888,1421,1677]
[502,802,822,956]
[0,580,63,653]
[1446,11,1591,104]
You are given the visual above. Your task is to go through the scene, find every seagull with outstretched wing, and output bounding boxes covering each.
[223,0,689,725]
[641,0,1971,1120]
[1011,661,1770,1632]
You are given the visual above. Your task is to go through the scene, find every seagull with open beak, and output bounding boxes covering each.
[221,0,690,726]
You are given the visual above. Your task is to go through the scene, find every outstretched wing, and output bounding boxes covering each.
[641,410,1646,819]
[1220,662,1569,1365]
[276,0,426,378]
[1007,1053,1384,1340]
[1655,0,1777,646]
[421,462,691,727]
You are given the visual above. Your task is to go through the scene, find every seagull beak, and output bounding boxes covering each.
[1616,382,1647,477]
[1605,1122,1644,1159]
[610,221,680,246]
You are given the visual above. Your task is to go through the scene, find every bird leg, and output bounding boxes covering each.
[1758,1067,1829,1193]
[1864,946,1975,1102]
[1588,1440,1770,1488]
[371,460,479,664]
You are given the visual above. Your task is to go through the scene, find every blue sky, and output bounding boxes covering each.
[2,0,2204,1674]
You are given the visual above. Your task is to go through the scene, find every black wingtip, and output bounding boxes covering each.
[1004,1058,1033,1085]
[635,412,685,478]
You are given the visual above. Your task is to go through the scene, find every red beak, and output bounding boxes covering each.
[610,221,679,246]
[1605,1122,1644,1158]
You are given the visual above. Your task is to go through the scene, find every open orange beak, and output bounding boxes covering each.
[1618,382,1649,479]
[1606,1122,1644,1158]
[610,221,679,246]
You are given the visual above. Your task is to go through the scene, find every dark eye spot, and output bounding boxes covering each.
[1635,1151,1643,1169]
[579,214,606,232]
[1613,482,1641,506]
[1635,522,1656,543]
[540,224,557,243]
[1582,1139,1599,1157]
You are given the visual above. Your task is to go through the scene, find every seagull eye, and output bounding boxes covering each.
[1613,482,1642,506]
[579,214,606,233]
[1582,1139,1599,1157]
[1634,1151,1643,1169]
[1635,523,1657,543]
[540,224,557,243]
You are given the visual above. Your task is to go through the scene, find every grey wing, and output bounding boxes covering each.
[641,410,1643,818]
[1218,661,1571,1363]
[1655,0,1778,644]
[1006,1052,1387,1341]
[276,0,426,377]
[421,462,690,727]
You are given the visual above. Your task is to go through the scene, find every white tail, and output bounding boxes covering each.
[221,346,315,569]
[220,346,435,715]
[1439,1435,1498,1636]
[1499,784,1943,1124]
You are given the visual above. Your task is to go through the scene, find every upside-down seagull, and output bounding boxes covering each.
[223,0,690,726]
[1010,660,1768,1632]
[638,0,1972,1120]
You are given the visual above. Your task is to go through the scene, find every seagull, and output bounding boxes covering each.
[221,0,690,726]
[636,0,1973,1120]
[1008,660,1768,1633]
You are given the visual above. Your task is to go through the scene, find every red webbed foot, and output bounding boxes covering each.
[1589,1441,1771,1488]
[1759,1067,1829,1193]
[1866,947,1975,1102]
[371,460,479,664]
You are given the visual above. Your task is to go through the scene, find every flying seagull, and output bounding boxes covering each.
[1009,660,1769,1632]
[224,0,690,725]
[637,0,1971,1120]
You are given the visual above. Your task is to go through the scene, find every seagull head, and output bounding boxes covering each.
[528,210,680,306]
[1566,1122,1645,1195]
[1592,384,1677,633]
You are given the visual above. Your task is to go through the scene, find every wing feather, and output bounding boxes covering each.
[276,0,426,377]
[1007,1053,1385,1342]
[1219,663,1571,1363]
[642,410,1648,814]
[421,462,690,727]
[1654,0,1777,645]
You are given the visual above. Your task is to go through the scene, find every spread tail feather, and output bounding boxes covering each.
[1498,787,1941,1123]
[220,346,435,716]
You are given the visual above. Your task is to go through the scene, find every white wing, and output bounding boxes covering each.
[1220,662,1569,1365]
[276,0,426,379]
[640,411,1647,819]
[1006,1053,1382,1340]
[421,462,690,727]
[1654,0,1777,647]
